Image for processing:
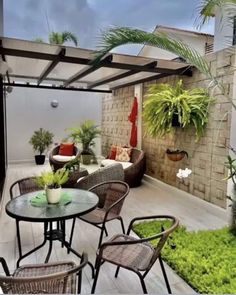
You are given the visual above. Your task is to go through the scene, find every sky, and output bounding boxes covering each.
[4,0,214,55]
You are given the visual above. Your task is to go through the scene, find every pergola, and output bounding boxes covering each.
[0,36,192,194]
[0,37,192,93]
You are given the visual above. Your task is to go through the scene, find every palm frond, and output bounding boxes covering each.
[62,31,78,46]
[94,27,212,79]
[195,0,236,29]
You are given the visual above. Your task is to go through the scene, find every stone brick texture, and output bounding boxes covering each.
[102,49,235,208]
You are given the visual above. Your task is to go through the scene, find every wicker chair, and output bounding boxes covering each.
[70,181,130,249]
[75,163,125,191]
[124,148,146,188]
[10,176,41,199]
[49,145,80,171]
[91,215,179,294]
[0,253,88,294]
[9,177,42,260]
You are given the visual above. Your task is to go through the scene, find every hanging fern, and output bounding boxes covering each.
[143,80,212,141]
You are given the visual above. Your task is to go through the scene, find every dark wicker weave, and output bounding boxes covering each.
[91,215,179,294]
[62,168,89,188]
[124,148,146,188]
[70,181,129,249]
[49,145,80,171]
[0,253,87,294]
[76,163,125,191]
[10,177,41,199]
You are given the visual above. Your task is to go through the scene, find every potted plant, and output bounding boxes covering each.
[224,155,236,231]
[67,120,101,165]
[143,80,212,141]
[29,128,54,165]
[36,169,69,204]
[166,149,188,161]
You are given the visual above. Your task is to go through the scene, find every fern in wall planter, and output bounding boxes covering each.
[143,80,212,141]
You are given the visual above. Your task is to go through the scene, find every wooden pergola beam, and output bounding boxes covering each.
[87,61,158,89]
[37,48,66,85]
[64,54,113,87]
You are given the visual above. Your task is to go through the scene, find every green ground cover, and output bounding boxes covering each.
[133,221,236,294]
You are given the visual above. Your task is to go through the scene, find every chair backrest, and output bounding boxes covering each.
[0,255,88,294]
[76,164,125,206]
[129,148,145,164]
[147,216,179,269]
[9,177,41,199]
[89,181,129,214]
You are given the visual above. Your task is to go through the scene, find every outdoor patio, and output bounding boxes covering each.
[0,162,228,294]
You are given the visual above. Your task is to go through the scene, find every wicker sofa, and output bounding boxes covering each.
[124,148,146,187]
[101,148,146,188]
[75,163,124,193]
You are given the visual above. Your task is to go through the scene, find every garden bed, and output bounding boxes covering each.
[133,221,236,294]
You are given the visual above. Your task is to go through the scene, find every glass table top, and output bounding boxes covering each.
[5,188,98,222]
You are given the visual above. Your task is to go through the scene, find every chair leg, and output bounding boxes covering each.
[91,258,102,294]
[104,225,108,237]
[68,218,76,254]
[98,227,105,249]
[119,217,125,234]
[77,271,82,294]
[137,272,148,294]
[159,256,172,294]
[115,266,120,278]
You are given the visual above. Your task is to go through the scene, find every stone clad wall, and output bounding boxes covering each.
[101,86,134,154]
[101,49,235,208]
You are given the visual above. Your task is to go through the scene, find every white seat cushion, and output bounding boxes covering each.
[101,159,132,169]
[53,155,76,162]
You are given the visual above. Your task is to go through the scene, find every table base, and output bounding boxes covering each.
[16,221,94,278]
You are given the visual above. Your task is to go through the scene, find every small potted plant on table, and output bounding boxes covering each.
[29,128,54,165]
[36,169,69,204]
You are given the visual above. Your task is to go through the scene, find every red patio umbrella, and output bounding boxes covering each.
[128,97,138,147]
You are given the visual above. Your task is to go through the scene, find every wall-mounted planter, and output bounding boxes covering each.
[171,114,182,127]
[166,149,188,161]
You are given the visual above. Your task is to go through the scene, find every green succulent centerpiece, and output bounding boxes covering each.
[143,80,212,141]
[36,169,69,204]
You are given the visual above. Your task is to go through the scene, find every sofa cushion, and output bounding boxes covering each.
[101,159,132,170]
[108,145,117,160]
[115,147,131,162]
[53,155,76,162]
[59,143,74,156]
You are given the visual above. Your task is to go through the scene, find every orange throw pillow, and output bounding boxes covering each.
[108,145,117,160]
[59,143,74,156]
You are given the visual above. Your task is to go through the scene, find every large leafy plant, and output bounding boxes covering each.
[143,80,211,140]
[67,120,101,154]
[225,154,236,229]
[36,169,69,189]
[29,128,54,155]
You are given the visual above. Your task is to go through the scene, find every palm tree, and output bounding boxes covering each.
[197,0,236,28]
[48,31,78,46]
[93,2,236,108]
[34,31,78,46]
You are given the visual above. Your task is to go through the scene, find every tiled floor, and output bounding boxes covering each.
[0,163,229,294]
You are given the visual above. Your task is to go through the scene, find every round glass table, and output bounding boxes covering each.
[5,188,98,275]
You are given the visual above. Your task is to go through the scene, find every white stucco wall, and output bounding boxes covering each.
[214,5,236,52]
[6,87,102,163]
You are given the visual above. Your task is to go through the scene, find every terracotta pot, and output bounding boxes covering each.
[166,149,188,161]
[46,186,61,204]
